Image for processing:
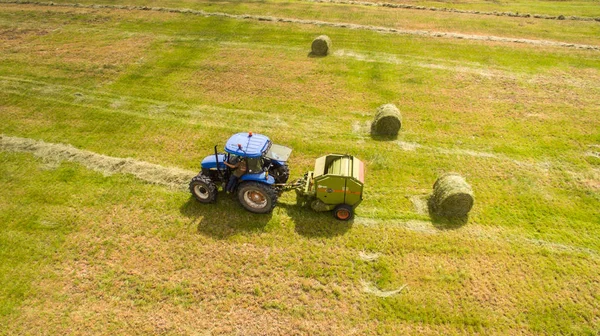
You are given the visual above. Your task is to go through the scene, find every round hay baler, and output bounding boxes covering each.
[296,154,365,220]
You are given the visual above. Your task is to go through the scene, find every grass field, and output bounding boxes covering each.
[1,0,599,334]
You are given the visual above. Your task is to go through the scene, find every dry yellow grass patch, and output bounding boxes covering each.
[0,6,153,70]
[3,32,152,69]
[182,46,352,109]
[5,203,372,334]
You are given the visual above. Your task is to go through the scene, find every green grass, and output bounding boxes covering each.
[0,153,87,316]
[371,0,600,18]
[38,0,600,46]
[0,1,599,334]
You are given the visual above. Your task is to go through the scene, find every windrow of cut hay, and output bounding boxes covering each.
[0,135,195,189]
[4,1,599,50]
[305,0,600,22]
[430,173,474,218]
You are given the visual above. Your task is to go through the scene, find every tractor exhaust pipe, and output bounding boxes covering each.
[214,145,225,182]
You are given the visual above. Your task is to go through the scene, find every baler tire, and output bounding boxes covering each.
[333,204,354,221]
[271,165,290,184]
[237,182,278,214]
[189,174,217,203]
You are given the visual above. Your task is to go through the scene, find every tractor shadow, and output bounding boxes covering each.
[179,195,272,239]
[278,201,353,238]
[427,197,469,230]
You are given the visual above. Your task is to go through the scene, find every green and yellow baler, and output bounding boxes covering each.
[296,154,365,220]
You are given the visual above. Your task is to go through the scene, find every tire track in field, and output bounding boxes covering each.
[0,76,304,132]
[3,74,598,186]
[1,75,595,183]
[353,217,599,258]
[2,0,599,51]
[2,134,597,258]
[334,49,600,88]
[305,0,600,22]
[224,42,600,88]
[0,134,196,189]
[4,75,599,196]
[355,119,548,169]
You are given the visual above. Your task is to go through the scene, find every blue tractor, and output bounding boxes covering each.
[189,132,292,214]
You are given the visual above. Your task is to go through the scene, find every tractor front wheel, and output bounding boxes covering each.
[189,174,217,203]
[237,182,278,214]
[333,204,354,221]
[270,165,290,184]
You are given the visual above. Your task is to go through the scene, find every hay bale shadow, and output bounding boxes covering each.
[370,133,398,141]
[278,202,352,238]
[427,196,468,230]
[179,195,271,239]
[307,51,327,58]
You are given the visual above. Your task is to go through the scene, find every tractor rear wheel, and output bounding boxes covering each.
[270,165,290,184]
[237,182,278,214]
[189,174,217,203]
[333,204,354,221]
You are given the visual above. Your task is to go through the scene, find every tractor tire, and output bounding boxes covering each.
[333,204,354,221]
[270,165,290,184]
[237,182,278,214]
[189,174,217,203]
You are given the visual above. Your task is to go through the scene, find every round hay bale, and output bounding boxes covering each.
[430,173,474,218]
[311,35,332,56]
[371,104,402,136]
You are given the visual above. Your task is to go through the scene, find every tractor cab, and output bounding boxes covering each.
[199,132,292,186]
[224,132,273,177]
[225,132,292,169]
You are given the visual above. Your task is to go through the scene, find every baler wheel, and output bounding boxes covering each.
[333,204,354,221]
[189,174,217,203]
[237,182,278,214]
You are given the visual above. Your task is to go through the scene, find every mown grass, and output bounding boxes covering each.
[0,2,599,334]
[40,0,600,46]
[2,152,598,334]
[365,0,600,18]
[0,153,81,317]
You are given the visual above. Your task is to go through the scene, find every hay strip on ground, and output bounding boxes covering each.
[305,0,600,22]
[4,1,599,51]
[358,251,381,262]
[408,195,429,215]
[0,135,196,190]
[361,280,408,297]
[371,104,402,136]
[430,173,474,218]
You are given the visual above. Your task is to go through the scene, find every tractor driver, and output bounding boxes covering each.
[223,156,247,194]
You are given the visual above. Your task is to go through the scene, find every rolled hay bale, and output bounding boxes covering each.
[311,35,332,56]
[430,173,474,218]
[371,104,402,136]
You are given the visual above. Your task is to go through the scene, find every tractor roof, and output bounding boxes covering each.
[224,132,271,158]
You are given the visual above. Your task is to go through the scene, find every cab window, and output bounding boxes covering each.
[246,158,263,174]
